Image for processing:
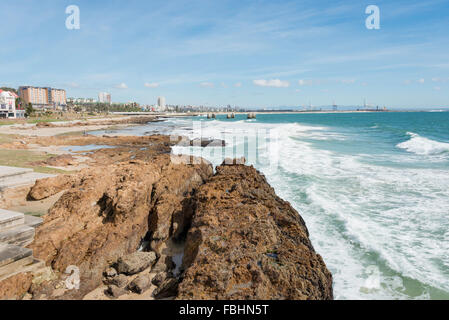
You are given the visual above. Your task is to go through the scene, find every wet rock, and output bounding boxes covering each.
[153,277,179,299]
[116,251,157,275]
[128,274,152,294]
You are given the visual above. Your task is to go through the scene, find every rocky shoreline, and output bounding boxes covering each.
[0,119,333,300]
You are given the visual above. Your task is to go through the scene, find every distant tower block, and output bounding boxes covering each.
[332,100,337,111]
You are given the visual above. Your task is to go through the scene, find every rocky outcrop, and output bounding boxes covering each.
[0,272,33,300]
[176,163,333,300]
[28,154,213,299]
[27,174,81,201]
[116,252,156,275]
[17,128,333,300]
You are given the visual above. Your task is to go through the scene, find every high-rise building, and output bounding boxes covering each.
[157,96,166,111]
[18,86,66,108]
[98,92,112,104]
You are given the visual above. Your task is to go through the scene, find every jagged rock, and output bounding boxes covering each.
[103,267,117,278]
[221,157,246,165]
[151,255,175,273]
[177,164,333,300]
[176,138,226,147]
[105,285,127,299]
[29,154,213,299]
[153,277,179,299]
[106,274,129,288]
[152,272,171,287]
[128,274,152,294]
[116,251,157,275]
[0,272,33,300]
[28,174,81,200]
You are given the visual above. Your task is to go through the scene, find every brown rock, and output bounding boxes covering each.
[153,277,179,299]
[0,272,33,300]
[152,272,171,287]
[28,154,213,299]
[105,285,127,299]
[28,174,81,200]
[151,255,175,273]
[106,274,129,288]
[128,274,152,294]
[103,267,117,278]
[116,252,157,275]
[177,164,333,300]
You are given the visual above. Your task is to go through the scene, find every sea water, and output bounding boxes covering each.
[102,111,449,300]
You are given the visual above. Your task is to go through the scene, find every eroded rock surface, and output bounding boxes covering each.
[177,163,333,300]
[28,154,213,299]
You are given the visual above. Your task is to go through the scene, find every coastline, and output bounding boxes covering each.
[0,116,333,300]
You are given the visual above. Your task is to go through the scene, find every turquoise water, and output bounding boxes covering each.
[104,111,449,300]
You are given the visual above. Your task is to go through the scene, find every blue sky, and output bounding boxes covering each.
[1,0,448,109]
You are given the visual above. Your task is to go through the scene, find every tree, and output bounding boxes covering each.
[25,103,34,117]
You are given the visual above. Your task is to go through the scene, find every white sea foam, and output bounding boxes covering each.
[397,132,449,156]
[169,117,449,299]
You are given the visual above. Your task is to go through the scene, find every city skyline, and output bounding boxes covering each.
[1,0,449,109]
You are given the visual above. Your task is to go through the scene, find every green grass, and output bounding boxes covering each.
[0,149,71,174]
[24,212,45,217]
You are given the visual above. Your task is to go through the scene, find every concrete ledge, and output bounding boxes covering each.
[0,166,33,179]
[24,215,43,229]
[0,209,25,232]
[0,244,32,268]
[0,225,35,247]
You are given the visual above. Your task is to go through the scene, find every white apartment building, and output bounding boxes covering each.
[0,90,18,118]
[98,92,112,104]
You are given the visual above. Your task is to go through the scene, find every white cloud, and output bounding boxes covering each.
[434,86,441,91]
[114,82,128,89]
[234,82,242,87]
[253,79,290,88]
[298,79,312,86]
[144,82,159,88]
[220,82,228,88]
[200,82,214,88]
[403,80,412,85]
[295,89,301,92]
[418,78,425,84]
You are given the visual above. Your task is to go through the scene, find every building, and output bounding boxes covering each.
[0,89,19,118]
[18,86,66,109]
[98,92,111,104]
[50,88,66,106]
[157,96,166,111]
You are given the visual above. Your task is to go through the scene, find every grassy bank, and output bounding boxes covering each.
[0,149,71,174]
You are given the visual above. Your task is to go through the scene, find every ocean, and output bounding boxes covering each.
[98,111,449,300]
